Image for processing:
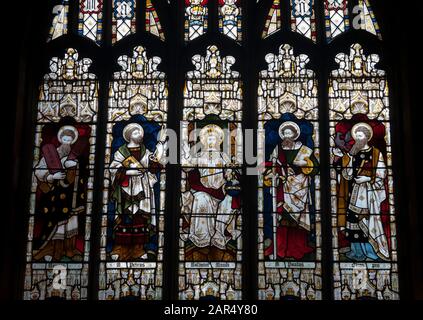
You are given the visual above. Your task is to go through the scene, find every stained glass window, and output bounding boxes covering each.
[78,0,103,44]
[185,0,208,42]
[330,44,398,300]
[20,0,404,302]
[112,0,136,44]
[356,0,381,40]
[179,45,243,300]
[218,0,242,42]
[24,49,98,300]
[257,44,322,300]
[262,0,281,39]
[290,0,316,42]
[98,46,168,300]
[146,0,165,41]
[324,0,349,42]
[48,0,69,42]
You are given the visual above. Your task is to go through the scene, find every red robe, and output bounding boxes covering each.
[264,144,314,260]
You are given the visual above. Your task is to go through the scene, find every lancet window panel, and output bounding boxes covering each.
[179,45,243,300]
[257,44,322,300]
[330,44,398,300]
[99,46,168,300]
[24,49,98,300]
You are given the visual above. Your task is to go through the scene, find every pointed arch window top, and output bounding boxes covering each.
[48,0,69,42]
[290,0,317,42]
[112,0,136,43]
[262,0,281,39]
[357,0,382,40]
[185,0,208,42]
[78,0,104,45]
[146,0,166,41]
[325,0,350,42]
[218,0,242,42]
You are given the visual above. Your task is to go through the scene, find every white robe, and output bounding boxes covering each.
[270,142,313,231]
[184,151,240,249]
[341,150,390,260]
[109,148,157,226]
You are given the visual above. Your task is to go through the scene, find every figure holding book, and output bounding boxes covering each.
[109,122,165,260]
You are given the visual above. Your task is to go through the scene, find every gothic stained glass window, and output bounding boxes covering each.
[324,0,349,42]
[330,44,399,300]
[179,45,243,300]
[257,44,322,300]
[218,0,242,42]
[98,46,168,300]
[290,0,316,42]
[112,0,136,44]
[48,0,70,42]
[357,0,381,40]
[78,0,103,44]
[262,0,281,39]
[185,0,208,42]
[19,0,405,302]
[24,49,98,300]
[146,0,165,41]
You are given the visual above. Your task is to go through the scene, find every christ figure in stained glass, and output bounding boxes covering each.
[181,124,241,253]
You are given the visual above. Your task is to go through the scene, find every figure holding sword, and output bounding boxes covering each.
[263,121,319,260]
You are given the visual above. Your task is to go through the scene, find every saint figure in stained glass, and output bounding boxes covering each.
[333,121,389,261]
[108,122,166,261]
[263,120,319,260]
[33,124,90,261]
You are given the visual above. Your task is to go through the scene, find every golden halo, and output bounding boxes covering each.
[278,121,301,140]
[57,125,79,144]
[123,123,144,142]
[351,122,374,141]
[199,124,224,147]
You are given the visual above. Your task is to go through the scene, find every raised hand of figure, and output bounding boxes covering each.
[355,176,372,184]
[153,141,167,163]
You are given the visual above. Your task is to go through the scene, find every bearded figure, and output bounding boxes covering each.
[333,122,390,261]
[263,121,319,260]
